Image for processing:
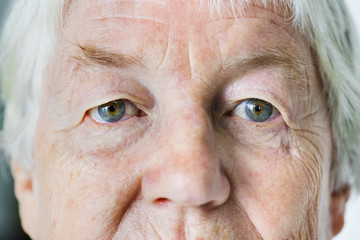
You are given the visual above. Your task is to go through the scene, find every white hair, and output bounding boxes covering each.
[1,0,360,191]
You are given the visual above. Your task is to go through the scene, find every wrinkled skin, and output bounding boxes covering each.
[12,0,350,239]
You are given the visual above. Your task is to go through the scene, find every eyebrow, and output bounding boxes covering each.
[73,43,310,92]
[217,47,312,101]
[220,47,309,75]
[221,47,310,85]
[74,44,146,69]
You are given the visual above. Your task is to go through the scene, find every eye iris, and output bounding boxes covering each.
[245,99,273,122]
[98,100,125,122]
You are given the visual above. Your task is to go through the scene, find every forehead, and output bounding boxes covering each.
[62,0,303,75]
[63,0,300,59]
[65,0,291,25]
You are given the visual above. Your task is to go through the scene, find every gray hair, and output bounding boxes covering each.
[1,0,360,191]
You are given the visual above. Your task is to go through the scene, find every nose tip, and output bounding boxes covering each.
[141,159,231,208]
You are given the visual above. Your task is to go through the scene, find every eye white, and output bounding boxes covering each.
[234,101,249,120]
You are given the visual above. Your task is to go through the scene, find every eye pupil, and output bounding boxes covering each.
[98,100,126,122]
[254,105,262,113]
[109,105,116,113]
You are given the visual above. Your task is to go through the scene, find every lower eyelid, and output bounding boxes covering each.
[231,111,282,125]
[87,109,132,125]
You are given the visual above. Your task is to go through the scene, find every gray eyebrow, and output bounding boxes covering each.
[73,44,310,96]
[74,44,146,69]
[217,47,311,94]
[219,47,310,75]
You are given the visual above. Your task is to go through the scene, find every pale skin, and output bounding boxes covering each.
[12,0,351,239]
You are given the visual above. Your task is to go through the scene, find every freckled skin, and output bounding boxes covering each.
[25,0,337,239]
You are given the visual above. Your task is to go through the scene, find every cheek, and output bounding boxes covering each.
[34,123,143,239]
[228,134,325,239]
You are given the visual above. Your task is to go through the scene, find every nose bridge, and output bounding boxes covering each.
[142,103,230,207]
[165,109,216,176]
[168,101,213,151]
[159,95,216,167]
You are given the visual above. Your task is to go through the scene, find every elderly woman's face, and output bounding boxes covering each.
[13,0,351,239]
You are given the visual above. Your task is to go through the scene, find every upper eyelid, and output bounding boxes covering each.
[83,94,140,112]
[90,99,140,112]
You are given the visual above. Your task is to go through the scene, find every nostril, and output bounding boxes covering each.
[202,201,216,210]
[154,198,171,207]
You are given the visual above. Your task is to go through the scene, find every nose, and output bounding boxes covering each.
[141,112,231,208]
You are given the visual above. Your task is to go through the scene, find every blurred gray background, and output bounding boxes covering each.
[0,0,30,239]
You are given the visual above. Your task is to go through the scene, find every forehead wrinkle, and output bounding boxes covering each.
[64,0,170,27]
[199,0,292,20]
[62,0,293,24]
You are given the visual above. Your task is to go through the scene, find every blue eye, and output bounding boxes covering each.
[98,100,125,122]
[234,98,276,122]
[89,99,141,123]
